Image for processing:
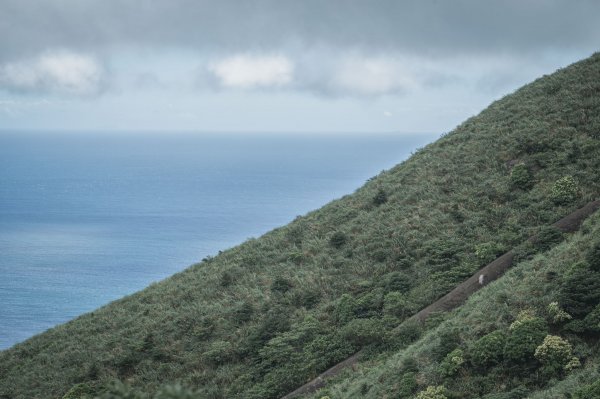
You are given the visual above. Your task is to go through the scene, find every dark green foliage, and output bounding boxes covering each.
[470,330,507,370]
[373,188,388,206]
[510,164,533,189]
[432,329,462,361]
[329,231,347,248]
[380,271,412,293]
[202,340,233,365]
[586,240,600,271]
[340,318,385,347]
[475,242,506,264]
[396,372,418,397]
[270,276,292,293]
[383,291,411,318]
[560,262,600,317]
[583,304,600,332]
[504,318,548,364]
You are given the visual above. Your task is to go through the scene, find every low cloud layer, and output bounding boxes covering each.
[0,51,105,96]
[208,55,293,89]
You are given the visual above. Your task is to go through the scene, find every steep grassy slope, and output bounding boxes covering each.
[305,210,600,399]
[1,53,599,399]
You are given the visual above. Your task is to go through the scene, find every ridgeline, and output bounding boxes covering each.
[1,53,600,399]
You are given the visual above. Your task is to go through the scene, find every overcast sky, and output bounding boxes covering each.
[0,0,599,133]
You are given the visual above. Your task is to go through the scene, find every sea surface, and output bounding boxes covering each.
[0,131,436,350]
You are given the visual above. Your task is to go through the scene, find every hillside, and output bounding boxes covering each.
[1,53,600,399]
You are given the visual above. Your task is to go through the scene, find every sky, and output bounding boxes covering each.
[0,0,599,134]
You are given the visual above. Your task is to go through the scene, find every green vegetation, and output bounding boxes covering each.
[1,53,600,399]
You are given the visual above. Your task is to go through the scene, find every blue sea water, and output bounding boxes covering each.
[0,131,436,350]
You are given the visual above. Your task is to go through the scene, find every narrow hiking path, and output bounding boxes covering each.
[281,200,600,399]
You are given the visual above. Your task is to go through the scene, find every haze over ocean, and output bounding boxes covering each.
[0,132,436,349]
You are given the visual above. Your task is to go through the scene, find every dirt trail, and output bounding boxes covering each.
[281,200,600,399]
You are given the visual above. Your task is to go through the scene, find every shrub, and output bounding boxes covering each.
[504,317,548,364]
[381,271,411,293]
[202,340,234,365]
[271,276,292,294]
[334,294,357,324]
[546,302,572,324]
[534,335,575,373]
[586,240,600,271]
[233,301,254,324]
[550,176,579,204]
[383,291,411,318]
[373,188,388,205]
[397,372,417,397]
[470,330,506,370]
[475,242,506,264]
[560,262,600,317]
[510,164,533,189]
[339,318,385,347]
[583,303,600,332]
[416,385,448,399]
[329,231,347,249]
[439,348,465,377]
[432,329,462,361]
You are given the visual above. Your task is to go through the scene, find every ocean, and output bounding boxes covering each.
[0,131,436,350]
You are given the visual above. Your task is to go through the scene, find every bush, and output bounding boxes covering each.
[583,303,600,332]
[550,176,579,204]
[439,348,465,377]
[397,372,417,397]
[416,385,448,399]
[339,318,385,347]
[510,164,533,189]
[202,340,234,365]
[546,302,572,324]
[534,335,575,373]
[470,330,506,370]
[560,262,600,317]
[373,188,388,205]
[475,242,506,264]
[383,291,411,318]
[329,231,347,249]
[271,276,292,294]
[504,317,548,364]
[586,240,600,271]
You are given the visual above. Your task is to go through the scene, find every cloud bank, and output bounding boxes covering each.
[0,1,598,98]
[0,51,105,96]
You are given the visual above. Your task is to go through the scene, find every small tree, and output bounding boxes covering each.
[510,163,533,189]
[534,335,577,374]
[470,330,506,370]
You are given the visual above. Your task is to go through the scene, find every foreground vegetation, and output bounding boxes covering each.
[1,53,599,399]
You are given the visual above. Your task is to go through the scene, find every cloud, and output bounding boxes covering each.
[1,0,599,61]
[207,55,293,89]
[0,51,105,96]
[331,57,417,95]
